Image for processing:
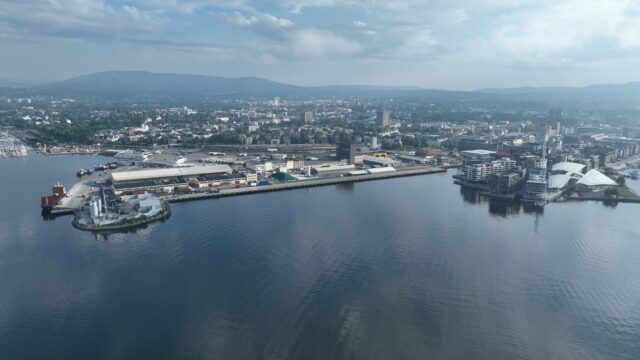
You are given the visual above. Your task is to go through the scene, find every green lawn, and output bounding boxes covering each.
[617,186,640,200]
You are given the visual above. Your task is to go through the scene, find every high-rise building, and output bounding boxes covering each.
[548,107,562,121]
[376,110,390,127]
[337,140,359,164]
[302,111,314,124]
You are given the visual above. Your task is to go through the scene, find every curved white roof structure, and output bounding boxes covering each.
[548,173,572,190]
[576,169,617,187]
[551,162,585,175]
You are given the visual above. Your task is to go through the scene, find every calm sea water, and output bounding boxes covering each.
[0,154,639,359]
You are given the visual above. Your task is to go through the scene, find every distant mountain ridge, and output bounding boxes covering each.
[30,71,303,97]
[476,81,640,106]
[3,71,640,107]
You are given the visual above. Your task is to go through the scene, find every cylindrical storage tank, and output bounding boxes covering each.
[97,198,103,216]
[90,200,99,218]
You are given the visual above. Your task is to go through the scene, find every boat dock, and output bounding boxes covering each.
[49,181,92,214]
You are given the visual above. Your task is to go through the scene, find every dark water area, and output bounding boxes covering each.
[1,154,639,359]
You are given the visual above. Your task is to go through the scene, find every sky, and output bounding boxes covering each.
[1,0,640,89]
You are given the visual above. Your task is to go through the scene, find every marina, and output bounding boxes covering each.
[0,132,28,158]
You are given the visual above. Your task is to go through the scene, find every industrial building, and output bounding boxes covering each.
[311,164,356,176]
[112,178,189,195]
[111,165,233,194]
[366,167,396,175]
[398,154,433,165]
[189,174,248,188]
[362,155,398,168]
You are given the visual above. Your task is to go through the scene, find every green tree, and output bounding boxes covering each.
[604,187,619,199]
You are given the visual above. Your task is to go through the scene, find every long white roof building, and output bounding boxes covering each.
[111,165,232,182]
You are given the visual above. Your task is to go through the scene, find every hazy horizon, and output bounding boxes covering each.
[3,70,640,93]
[1,0,640,90]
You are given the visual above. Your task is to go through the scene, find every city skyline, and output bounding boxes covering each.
[1,0,640,89]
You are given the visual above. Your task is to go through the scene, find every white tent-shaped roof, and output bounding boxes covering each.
[548,173,572,190]
[576,169,617,187]
[551,162,585,175]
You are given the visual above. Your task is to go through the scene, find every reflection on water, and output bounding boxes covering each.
[334,181,355,193]
[1,159,640,359]
[459,187,488,205]
[602,200,620,208]
[459,186,544,217]
[488,198,522,217]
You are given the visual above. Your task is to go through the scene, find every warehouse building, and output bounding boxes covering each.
[188,174,248,188]
[398,154,433,165]
[111,165,232,194]
[311,164,356,176]
[362,155,398,168]
[112,178,189,195]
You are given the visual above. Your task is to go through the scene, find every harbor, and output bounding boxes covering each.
[41,162,446,231]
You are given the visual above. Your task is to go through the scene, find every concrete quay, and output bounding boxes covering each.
[167,167,446,203]
[47,166,446,216]
[50,181,92,215]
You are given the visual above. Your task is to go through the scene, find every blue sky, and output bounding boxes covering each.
[1,0,640,89]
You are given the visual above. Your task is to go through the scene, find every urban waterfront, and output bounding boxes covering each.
[1,154,640,359]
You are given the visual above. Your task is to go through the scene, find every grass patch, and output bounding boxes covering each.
[617,186,640,200]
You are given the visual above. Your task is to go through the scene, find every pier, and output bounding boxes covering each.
[167,167,446,202]
[47,166,447,214]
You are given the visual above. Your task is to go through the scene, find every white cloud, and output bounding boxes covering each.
[223,11,294,29]
[397,29,439,58]
[478,0,640,65]
[135,0,252,14]
[290,29,361,57]
[0,0,165,36]
[2,0,640,87]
